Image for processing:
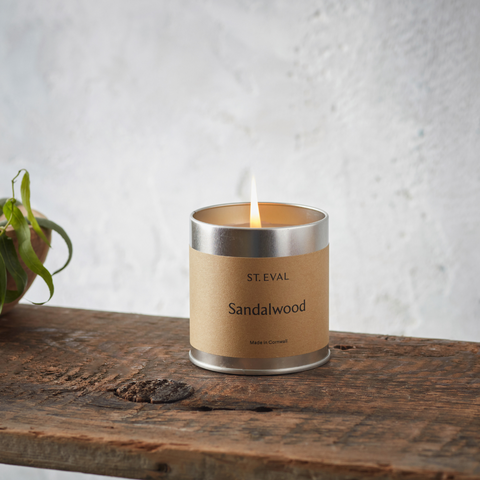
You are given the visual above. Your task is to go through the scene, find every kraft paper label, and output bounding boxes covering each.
[189,246,329,358]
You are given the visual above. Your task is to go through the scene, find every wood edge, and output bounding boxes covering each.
[1,429,473,480]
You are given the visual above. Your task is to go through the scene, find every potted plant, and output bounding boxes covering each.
[0,170,72,315]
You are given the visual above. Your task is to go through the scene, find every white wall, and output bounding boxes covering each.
[1,1,479,478]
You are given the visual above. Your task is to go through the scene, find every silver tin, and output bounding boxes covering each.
[189,202,330,375]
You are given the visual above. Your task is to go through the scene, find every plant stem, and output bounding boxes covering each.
[11,169,25,198]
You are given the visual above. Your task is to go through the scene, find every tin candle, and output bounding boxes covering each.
[189,202,329,375]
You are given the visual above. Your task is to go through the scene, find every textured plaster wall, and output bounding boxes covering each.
[1,0,480,478]
[1,0,479,340]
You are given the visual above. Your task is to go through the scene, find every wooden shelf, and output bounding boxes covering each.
[1,305,479,479]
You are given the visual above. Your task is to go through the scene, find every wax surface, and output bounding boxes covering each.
[227,222,290,228]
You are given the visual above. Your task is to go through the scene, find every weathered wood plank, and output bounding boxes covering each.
[0,305,479,479]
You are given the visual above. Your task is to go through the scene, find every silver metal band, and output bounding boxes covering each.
[190,202,329,257]
[189,346,330,375]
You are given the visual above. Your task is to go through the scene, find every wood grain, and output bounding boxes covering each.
[0,305,479,479]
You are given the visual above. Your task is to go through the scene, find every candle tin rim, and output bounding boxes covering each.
[190,201,328,229]
[189,346,331,375]
[190,202,329,258]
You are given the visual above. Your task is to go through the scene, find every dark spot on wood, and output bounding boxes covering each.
[115,379,194,404]
[252,406,272,413]
[196,406,213,412]
[194,406,235,412]
[155,463,170,473]
[333,345,356,350]
[193,405,273,413]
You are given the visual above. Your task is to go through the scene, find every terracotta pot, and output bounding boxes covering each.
[0,208,51,315]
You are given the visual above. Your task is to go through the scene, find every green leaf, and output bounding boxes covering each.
[0,252,6,314]
[20,171,51,247]
[0,198,22,220]
[0,234,28,304]
[0,198,8,217]
[35,217,73,275]
[0,217,73,276]
[3,200,54,305]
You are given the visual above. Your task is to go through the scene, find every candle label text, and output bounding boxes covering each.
[229,300,305,315]
[247,272,289,281]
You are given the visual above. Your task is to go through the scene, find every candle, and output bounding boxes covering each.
[189,187,329,375]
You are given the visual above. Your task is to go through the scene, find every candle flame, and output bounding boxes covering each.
[250,176,262,228]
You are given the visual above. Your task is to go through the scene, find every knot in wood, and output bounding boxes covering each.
[115,379,194,404]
